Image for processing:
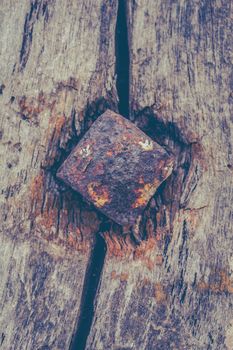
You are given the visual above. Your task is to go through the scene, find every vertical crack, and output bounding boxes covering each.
[115,0,130,118]
[69,2,130,348]
[69,229,107,350]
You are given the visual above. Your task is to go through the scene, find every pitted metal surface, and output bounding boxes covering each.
[57,110,174,226]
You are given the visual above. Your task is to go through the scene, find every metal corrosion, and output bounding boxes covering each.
[57,110,174,226]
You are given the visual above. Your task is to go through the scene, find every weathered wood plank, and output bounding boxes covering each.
[0,0,117,349]
[87,1,233,349]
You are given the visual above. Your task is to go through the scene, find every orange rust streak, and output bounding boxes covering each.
[87,182,111,207]
[104,232,159,270]
[132,179,160,209]
[106,150,113,157]
[54,115,66,133]
[30,173,43,202]
[103,232,134,258]
[154,283,167,303]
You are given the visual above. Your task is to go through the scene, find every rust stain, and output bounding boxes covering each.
[154,283,167,303]
[104,232,134,259]
[30,173,97,253]
[30,173,44,203]
[119,272,129,281]
[37,209,58,231]
[36,208,94,253]
[87,182,111,208]
[111,270,117,279]
[111,270,129,282]
[19,81,104,253]
[106,150,113,157]
[134,237,157,270]
[42,234,90,254]
[54,115,66,134]
[132,178,160,209]
[18,95,43,119]
[104,231,159,270]
[66,235,90,253]
[192,142,207,171]
[16,92,57,124]
[155,254,163,266]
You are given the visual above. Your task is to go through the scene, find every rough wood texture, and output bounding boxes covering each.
[86,1,233,349]
[0,1,117,349]
[0,1,233,350]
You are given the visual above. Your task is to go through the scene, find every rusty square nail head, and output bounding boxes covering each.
[57,110,174,226]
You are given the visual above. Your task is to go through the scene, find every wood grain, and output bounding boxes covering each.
[86,1,233,349]
[0,1,117,349]
[0,1,232,349]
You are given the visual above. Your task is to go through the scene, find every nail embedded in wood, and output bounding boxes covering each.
[57,110,174,226]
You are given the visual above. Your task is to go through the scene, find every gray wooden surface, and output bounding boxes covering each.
[87,1,233,349]
[0,1,117,349]
[0,1,232,349]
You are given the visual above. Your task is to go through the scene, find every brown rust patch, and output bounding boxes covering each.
[106,150,113,157]
[21,83,107,252]
[111,270,129,282]
[104,230,160,270]
[103,232,134,259]
[30,173,44,203]
[36,207,94,253]
[134,237,157,270]
[132,178,160,209]
[54,115,66,134]
[87,182,111,208]
[154,283,167,303]
[66,235,90,253]
[18,95,43,120]
[155,254,163,266]
[16,91,57,124]
[37,209,58,232]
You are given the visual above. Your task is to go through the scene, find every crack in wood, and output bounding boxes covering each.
[115,0,130,118]
[56,1,202,348]
[69,1,130,349]
[69,229,107,350]
[19,0,51,71]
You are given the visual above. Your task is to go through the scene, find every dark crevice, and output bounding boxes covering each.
[115,0,130,118]
[0,84,5,95]
[68,3,130,348]
[19,0,50,71]
[69,225,108,350]
[42,0,197,346]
